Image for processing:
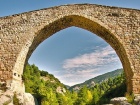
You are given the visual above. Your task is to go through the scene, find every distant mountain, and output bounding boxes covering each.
[69,69,123,91]
[64,85,71,89]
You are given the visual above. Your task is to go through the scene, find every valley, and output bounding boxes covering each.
[23,64,126,105]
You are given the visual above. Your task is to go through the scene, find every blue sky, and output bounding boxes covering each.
[1,0,140,86]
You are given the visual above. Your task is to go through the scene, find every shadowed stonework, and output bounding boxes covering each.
[0,4,140,94]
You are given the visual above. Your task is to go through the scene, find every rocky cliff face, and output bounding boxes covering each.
[56,86,66,95]
[23,93,38,105]
[0,79,38,105]
[0,90,37,105]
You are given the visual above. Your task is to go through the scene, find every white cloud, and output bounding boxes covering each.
[63,45,120,69]
[58,45,122,86]
[56,69,100,86]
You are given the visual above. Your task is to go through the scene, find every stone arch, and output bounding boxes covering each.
[24,15,132,93]
[0,4,140,94]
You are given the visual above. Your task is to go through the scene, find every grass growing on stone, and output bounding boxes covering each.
[125,93,135,104]
[13,92,21,105]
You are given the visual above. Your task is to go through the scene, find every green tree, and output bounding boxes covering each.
[75,86,89,105]
[92,88,99,104]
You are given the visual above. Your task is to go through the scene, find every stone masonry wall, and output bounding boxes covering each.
[0,4,140,94]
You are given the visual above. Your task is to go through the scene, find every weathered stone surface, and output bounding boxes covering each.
[0,90,37,105]
[110,97,131,105]
[120,101,132,105]
[0,90,13,105]
[134,95,140,105]
[0,4,140,94]
[23,93,36,105]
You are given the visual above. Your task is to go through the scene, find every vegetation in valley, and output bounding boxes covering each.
[69,69,123,91]
[23,64,73,105]
[23,64,126,105]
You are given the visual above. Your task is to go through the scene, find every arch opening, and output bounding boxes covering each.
[28,26,123,86]
[22,15,132,93]
[24,27,126,104]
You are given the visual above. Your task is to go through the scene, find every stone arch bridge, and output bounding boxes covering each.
[0,4,140,94]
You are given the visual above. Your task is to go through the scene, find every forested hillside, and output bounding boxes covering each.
[23,64,126,105]
[23,64,73,105]
[69,69,123,91]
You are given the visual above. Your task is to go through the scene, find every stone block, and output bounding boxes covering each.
[110,97,128,105]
